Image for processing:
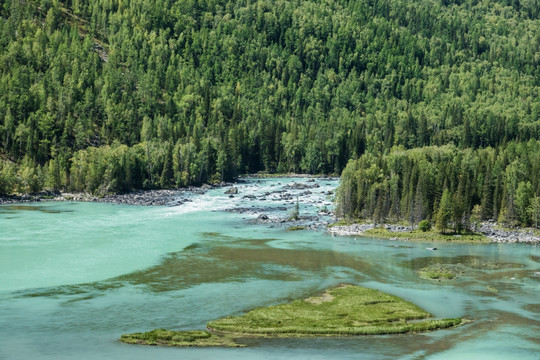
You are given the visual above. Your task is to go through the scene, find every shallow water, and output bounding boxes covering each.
[0,178,538,359]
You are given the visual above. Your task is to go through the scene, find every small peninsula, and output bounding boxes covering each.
[121,285,464,347]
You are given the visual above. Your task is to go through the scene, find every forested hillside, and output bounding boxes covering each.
[0,0,539,225]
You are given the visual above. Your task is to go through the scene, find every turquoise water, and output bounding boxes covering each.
[0,178,538,359]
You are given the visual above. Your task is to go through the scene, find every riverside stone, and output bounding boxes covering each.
[328,221,540,244]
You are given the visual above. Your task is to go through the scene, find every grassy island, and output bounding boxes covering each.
[120,329,242,347]
[121,285,463,347]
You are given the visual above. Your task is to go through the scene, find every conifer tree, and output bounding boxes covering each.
[436,188,452,234]
[528,197,540,229]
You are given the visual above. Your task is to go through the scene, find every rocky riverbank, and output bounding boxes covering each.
[328,222,540,244]
[248,213,331,230]
[476,221,540,244]
[54,189,191,206]
[0,175,337,207]
[0,191,62,205]
[0,182,235,206]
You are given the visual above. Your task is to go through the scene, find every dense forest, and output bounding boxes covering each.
[337,142,540,229]
[0,0,539,226]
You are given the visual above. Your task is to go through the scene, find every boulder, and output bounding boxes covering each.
[284,182,320,190]
[225,187,239,194]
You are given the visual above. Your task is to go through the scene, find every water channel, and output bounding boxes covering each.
[0,178,538,359]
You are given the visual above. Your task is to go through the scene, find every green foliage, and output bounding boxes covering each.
[362,227,489,243]
[207,285,462,335]
[289,196,300,220]
[436,189,453,234]
[120,329,242,347]
[0,160,17,194]
[418,220,431,232]
[417,265,464,280]
[337,142,540,229]
[470,205,482,231]
[528,197,540,229]
[0,0,538,196]
[122,285,463,348]
[287,226,305,231]
[515,181,533,225]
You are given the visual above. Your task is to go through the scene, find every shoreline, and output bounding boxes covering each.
[3,177,538,244]
[327,222,540,244]
[0,182,234,206]
[0,174,338,206]
[121,285,464,347]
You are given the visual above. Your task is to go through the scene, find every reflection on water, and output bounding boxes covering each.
[1,177,539,360]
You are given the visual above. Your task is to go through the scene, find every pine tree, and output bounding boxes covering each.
[452,192,465,233]
[436,188,452,234]
[528,196,540,229]
[410,181,424,226]
[160,144,173,188]
[515,181,533,225]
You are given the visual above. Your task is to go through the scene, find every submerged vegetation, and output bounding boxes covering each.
[417,264,464,280]
[121,285,463,347]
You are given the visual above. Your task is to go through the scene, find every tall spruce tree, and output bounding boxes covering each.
[436,189,453,234]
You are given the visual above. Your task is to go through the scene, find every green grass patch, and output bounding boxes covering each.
[418,264,464,280]
[207,285,462,336]
[120,329,243,347]
[363,228,489,243]
[121,285,464,347]
[287,226,306,231]
[39,195,55,199]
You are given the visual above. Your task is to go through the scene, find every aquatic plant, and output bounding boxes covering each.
[417,265,464,280]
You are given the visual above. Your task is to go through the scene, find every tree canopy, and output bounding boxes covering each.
[337,141,540,229]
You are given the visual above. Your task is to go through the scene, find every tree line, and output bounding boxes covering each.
[337,141,540,229]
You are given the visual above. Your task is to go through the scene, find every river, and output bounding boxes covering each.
[0,177,538,359]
